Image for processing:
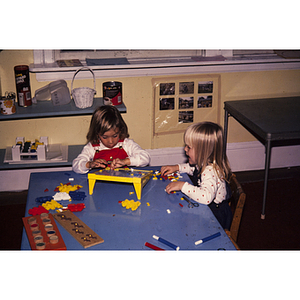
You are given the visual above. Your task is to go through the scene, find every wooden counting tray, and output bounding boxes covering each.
[53,210,104,249]
[22,213,66,250]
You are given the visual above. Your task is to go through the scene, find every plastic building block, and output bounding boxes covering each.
[53,192,71,201]
[28,205,49,216]
[69,191,86,201]
[35,196,53,203]
[55,183,83,193]
[67,203,86,212]
[121,199,141,211]
[42,199,63,211]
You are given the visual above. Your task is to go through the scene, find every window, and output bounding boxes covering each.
[33,49,286,65]
[54,49,207,61]
[33,49,229,66]
[31,49,300,81]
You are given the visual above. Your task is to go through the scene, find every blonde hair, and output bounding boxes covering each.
[87,105,129,144]
[184,122,231,181]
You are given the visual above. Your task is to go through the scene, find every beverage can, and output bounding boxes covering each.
[103,81,122,106]
[14,65,32,107]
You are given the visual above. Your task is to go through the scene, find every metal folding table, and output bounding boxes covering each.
[223,96,300,219]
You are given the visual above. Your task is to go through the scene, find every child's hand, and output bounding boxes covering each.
[165,181,185,194]
[161,165,179,176]
[87,159,108,169]
[110,158,130,169]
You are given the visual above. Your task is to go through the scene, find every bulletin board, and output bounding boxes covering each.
[152,75,220,136]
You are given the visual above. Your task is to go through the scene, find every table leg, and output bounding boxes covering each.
[133,182,142,200]
[261,139,272,219]
[88,178,96,195]
[223,109,229,153]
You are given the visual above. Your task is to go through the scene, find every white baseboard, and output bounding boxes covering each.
[148,141,300,172]
[1,141,299,192]
[147,147,187,167]
[226,141,300,171]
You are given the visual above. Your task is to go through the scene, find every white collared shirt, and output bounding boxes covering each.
[178,163,227,205]
[72,138,151,174]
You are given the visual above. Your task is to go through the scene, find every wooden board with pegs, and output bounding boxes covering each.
[22,213,66,250]
[52,210,104,249]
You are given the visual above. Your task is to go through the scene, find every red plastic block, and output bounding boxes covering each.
[67,203,86,212]
[28,205,49,216]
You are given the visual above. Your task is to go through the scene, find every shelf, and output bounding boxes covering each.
[0,97,126,121]
[0,145,83,170]
[0,98,126,171]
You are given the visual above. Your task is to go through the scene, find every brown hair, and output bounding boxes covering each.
[86,105,129,144]
[184,122,231,181]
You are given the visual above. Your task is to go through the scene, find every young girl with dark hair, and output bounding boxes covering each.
[73,105,150,174]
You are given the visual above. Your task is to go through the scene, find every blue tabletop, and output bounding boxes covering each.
[21,167,236,251]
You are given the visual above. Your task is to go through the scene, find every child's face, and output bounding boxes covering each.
[184,143,197,165]
[99,127,120,148]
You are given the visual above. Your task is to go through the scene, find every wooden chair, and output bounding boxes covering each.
[225,173,246,250]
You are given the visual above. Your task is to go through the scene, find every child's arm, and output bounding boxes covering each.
[161,165,179,176]
[110,158,131,169]
[161,163,195,176]
[87,159,109,169]
[181,167,223,204]
[165,180,185,193]
[123,139,150,167]
[72,143,95,174]
[166,166,226,205]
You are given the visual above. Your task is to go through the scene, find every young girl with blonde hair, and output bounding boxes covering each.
[161,121,232,229]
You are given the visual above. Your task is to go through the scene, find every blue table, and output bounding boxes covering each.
[21,167,236,250]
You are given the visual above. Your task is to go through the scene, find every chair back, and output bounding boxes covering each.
[227,173,246,247]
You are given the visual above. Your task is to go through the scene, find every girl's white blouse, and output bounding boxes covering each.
[178,163,227,205]
[72,138,150,174]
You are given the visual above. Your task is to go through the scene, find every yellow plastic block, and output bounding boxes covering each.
[56,183,83,193]
[121,199,141,211]
[42,199,63,211]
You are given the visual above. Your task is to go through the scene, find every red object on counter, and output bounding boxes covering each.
[28,206,49,216]
[67,203,86,212]
[145,242,165,251]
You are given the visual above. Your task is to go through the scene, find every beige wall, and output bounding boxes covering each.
[1,50,300,150]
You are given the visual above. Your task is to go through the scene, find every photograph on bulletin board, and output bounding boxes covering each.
[160,97,175,110]
[179,111,194,123]
[198,81,213,93]
[152,75,220,135]
[160,83,175,95]
[198,96,212,108]
[179,97,194,109]
[179,82,194,94]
